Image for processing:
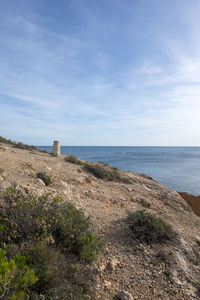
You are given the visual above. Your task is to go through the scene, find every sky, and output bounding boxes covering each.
[0,0,200,146]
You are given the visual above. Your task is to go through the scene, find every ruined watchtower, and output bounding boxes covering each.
[52,140,60,156]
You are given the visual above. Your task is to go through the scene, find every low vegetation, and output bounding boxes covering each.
[84,163,132,184]
[0,249,38,299]
[127,210,175,244]
[0,136,15,145]
[14,142,37,151]
[65,155,85,166]
[84,163,121,181]
[0,187,104,299]
[37,172,52,186]
[64,154,132,183]
[0,135,49,153]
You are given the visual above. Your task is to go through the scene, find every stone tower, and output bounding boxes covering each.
[52,140,60,156]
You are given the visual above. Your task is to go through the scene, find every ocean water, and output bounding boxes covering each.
[37,146,200,195]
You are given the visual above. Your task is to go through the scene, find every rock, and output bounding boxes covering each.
[37,178,46,186]
[139,197,151,208]
[75,177,89,184]
[106,257,119,271]
[60,180,68,187]
[116,290,133,300]
[169,270,183,286]
[104,280,111,290]
[0,176,3,182]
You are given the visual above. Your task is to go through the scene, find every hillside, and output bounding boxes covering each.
[0,142,200,299]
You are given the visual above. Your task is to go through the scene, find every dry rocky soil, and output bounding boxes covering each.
[1,143,200,300]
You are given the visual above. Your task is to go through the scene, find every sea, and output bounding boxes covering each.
[37,146,200,195]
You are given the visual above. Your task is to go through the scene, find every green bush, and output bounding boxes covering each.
[14,142,37,151]
[127,210,175,244]
[0,187,103,298]
[25,243,62,293]
[0,248,38,299]
[48,202,104,262]
[0,188,103,263]
[84,163,132,184]
[65,155,85,166]
[84,163,121,181]
[37,172,52,186]
[0,136,15,145]
[0,188,51,245]
[0,136,48,153]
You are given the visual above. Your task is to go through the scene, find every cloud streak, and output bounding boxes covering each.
[0,0,200,145]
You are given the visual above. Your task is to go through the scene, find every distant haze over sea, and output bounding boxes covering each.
[37,146,200,196]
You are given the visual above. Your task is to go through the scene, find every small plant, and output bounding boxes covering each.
[65,155,85,166]
[0,248,38,299]
[127,210,175,244]
[37,172,52,186]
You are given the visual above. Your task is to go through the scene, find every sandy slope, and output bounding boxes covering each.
[0,143,200,299]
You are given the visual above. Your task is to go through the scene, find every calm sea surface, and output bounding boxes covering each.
[37,146,200,195]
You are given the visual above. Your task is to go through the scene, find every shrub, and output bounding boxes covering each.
[25,243,63,293]
[0,136,49,153]
[65,155,85,166]
[0,188,103,263]
[0,136,14,145]
[37,172,52,186]
[0,248,38,299]
[127,210,175,244]
[0,187,102,298]
[48,202,104,262]
[14,142,37,151]
[0,188,51,245]
[84,163,121,181]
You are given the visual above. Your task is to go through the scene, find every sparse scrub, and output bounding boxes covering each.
[25,243,63,293]
[14,142,37,151]
[37,172,52,186]
[84,163,121,181]
[127,210,175,244]
[0,187,103,298]
[65,155,85,166]
[0,136,15,145]
[48,201,104,262]
[84,163,132,184]
[0,188,51,244]
[0,136,49,153]
[0,188,103,262]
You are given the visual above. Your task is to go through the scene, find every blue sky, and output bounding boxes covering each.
[0,0,200,145]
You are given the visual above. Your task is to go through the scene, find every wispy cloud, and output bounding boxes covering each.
[0,0,200,145]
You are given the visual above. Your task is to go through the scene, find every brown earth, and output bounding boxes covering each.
[0,146,6,152]
[179,192,200,217]
[0,143,200,300]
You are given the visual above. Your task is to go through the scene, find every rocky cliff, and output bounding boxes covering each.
[0,143,200,299]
